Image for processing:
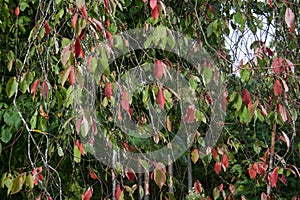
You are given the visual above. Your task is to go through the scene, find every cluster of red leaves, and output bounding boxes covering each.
[211,148,230,174]
[32,167,44,186]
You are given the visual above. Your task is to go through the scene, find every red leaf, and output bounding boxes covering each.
[121,90,130,113]
[280,174,287,185]
[142,0,147,3]
[270,167,279,187]
[154,60,164,80]
[242,88,251,106]
[32,167,44,186]
[150,0,157,9]
[39,105,49,120]
[152,5,159,20]
[47,196,53,200]
[272,57,282,75]
[219,183,223,191]
[105,82,112,100]
[105,18,111,27]
[44,21,50,36]
[126,168,136,182]
[40,81,49,99]
[156,87,166,109]
[72,13,78,29]
[89,170,97,179]
[15,6,20,17]
[81,187,93,200]
[285,7,295,31]
[194,180,202,194]
[266,47,273,57]
[209,5,215,14]
[31,79,39,99]
[114,184,122,200]
[211,148,218,161]
[221,154,229,169]
[268,0,272,8]
[80,4,88,19]
[274,79,282,96]
[183,105,195,123]
[75,139,84,156]
[214,162,221,174]
[68,66,75,86]
[74,38,84,58]
[106,30,113,46]
[249,165,257,179]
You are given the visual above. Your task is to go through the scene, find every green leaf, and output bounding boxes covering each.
[213,187,220,199]
[20,72,35,93]
[240,67,250,83]
[202,68,213,85]
[19,2,29,11]
[76,0,85,8]
[233,12,245,31]
[74,145,81,163]
[1,127,12,144]
[30,110,38,130]
[25,174,34,190]
[6,77,17,99]
[4,109,21,129]
[154,167,166,189]
[239,105,251,123]
[11,173,26,194]
[57,146,64,157]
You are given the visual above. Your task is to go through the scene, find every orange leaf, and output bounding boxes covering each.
[221,154,229,169]
[105,82,112,100]
[89,170,97,179]
[211,148,218,161]
[156,87,165,109]
[39,105,49,120]
[152,5,159,20]
[274,79,282,96]
[75,139,84,156]
[106,30,113,46]
[248,165,257,179]
[214,162,221,174]
[31,79,39,99]
[81,187,93,200]
[270,167,279,187]
[15,6,20,17]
